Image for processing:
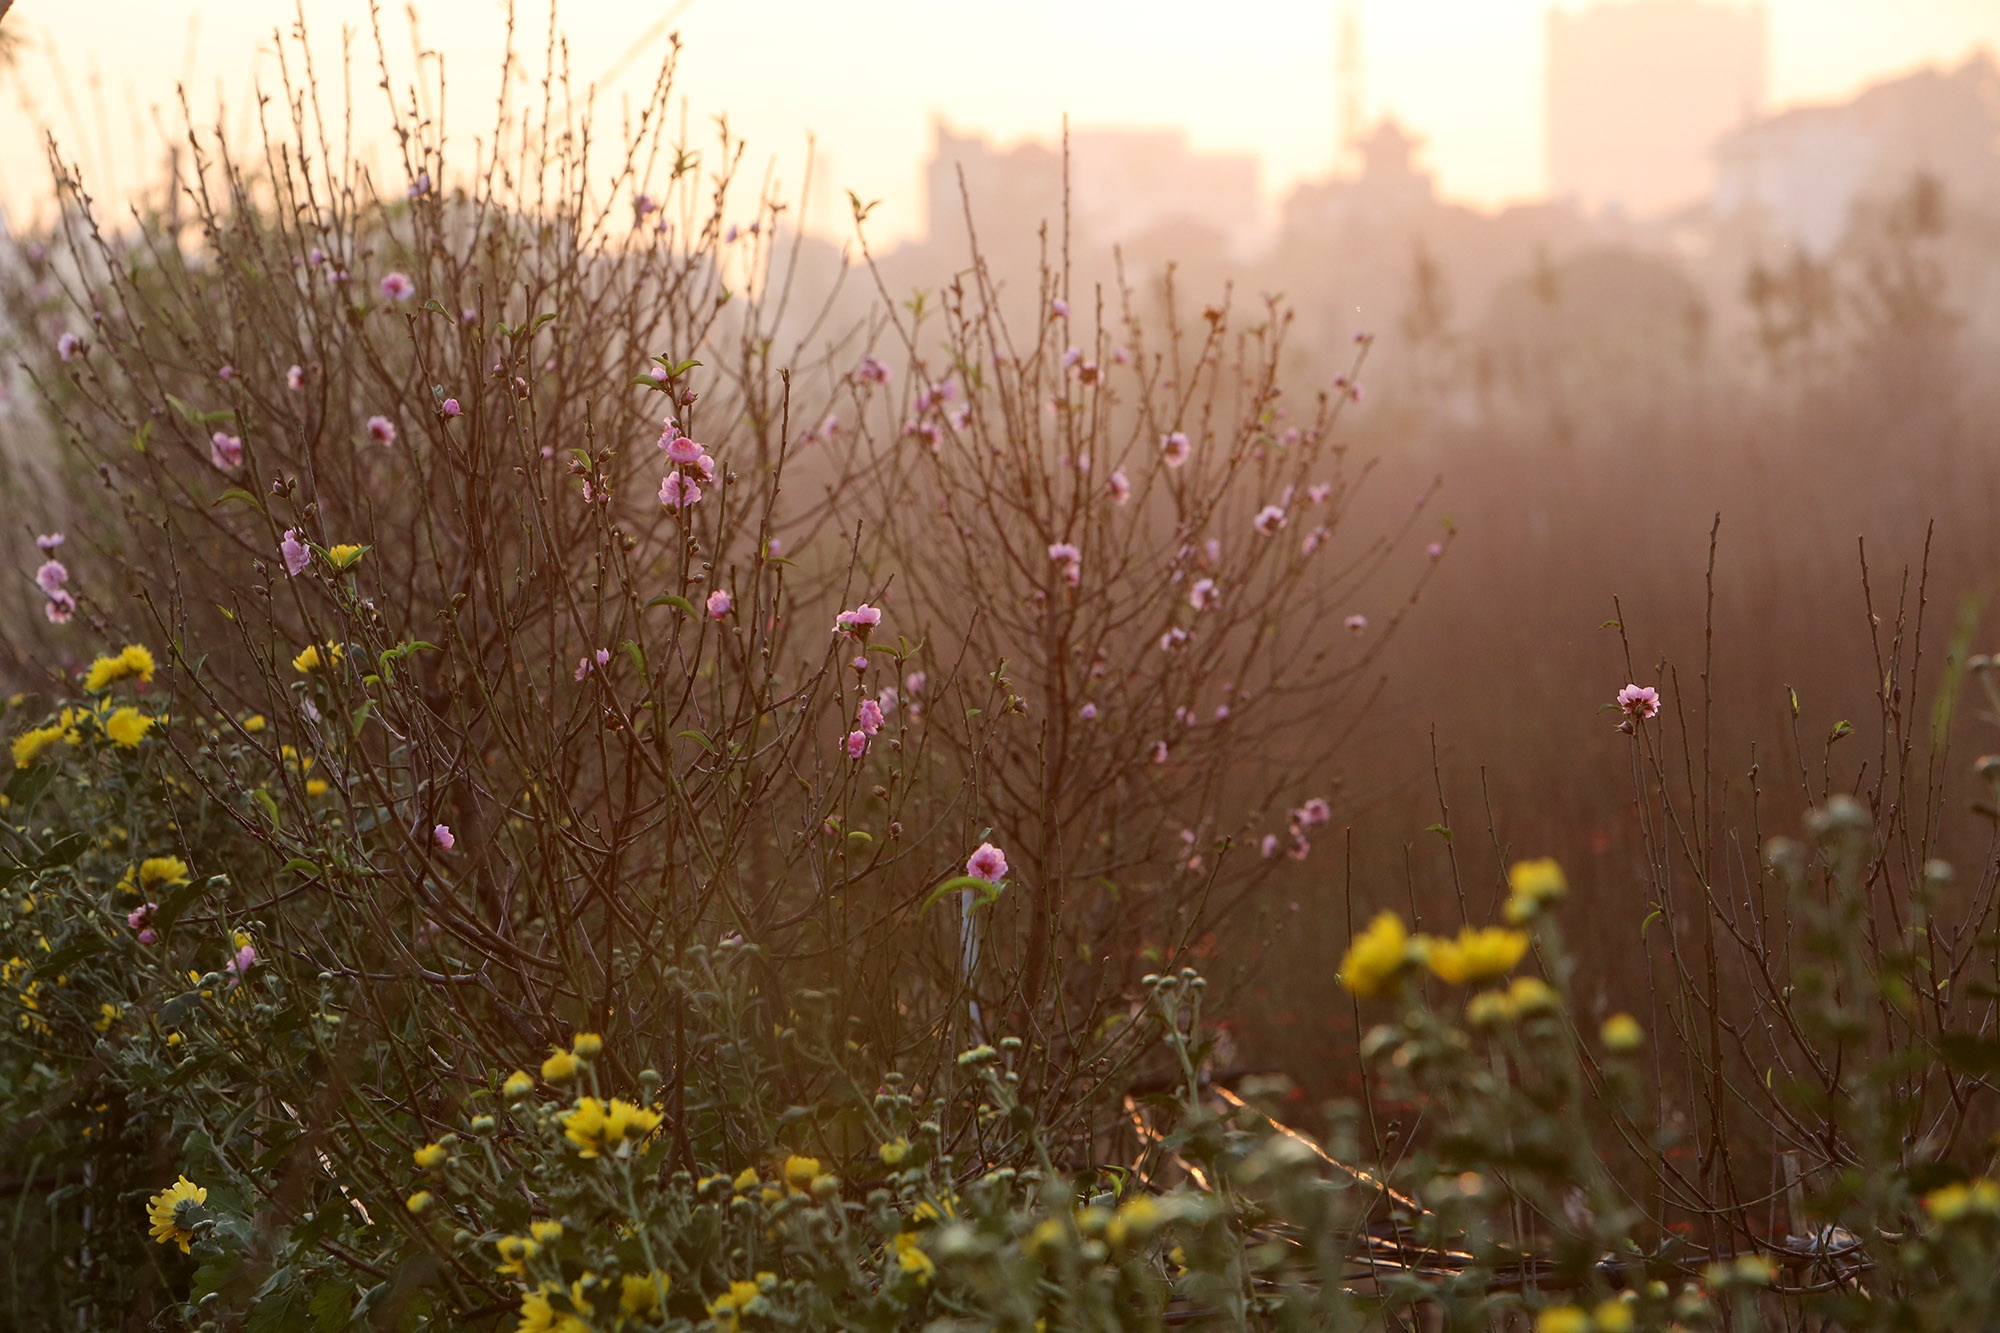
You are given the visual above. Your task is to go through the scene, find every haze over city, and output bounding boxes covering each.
[3,0,1998,241]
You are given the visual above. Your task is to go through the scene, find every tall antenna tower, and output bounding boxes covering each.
[1336,0,1364,169]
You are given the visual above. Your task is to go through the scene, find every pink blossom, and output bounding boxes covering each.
[1308,483,1332,505]
[1427,541,1444,560]
[575,648,612,681]
[409,171,432,199]
[1260,834,1280,858]
[44,589,75,624]
[441,397,461,418]
[1301,528,1328,556]
[1113,345,1131,364]
[1078,702,1098,720]
[877,686,899,714]
[226,942,257,983]
[210,431,243,471]
[1189,578,1217,612]
[723,223,740,243]
[218,364,236,381]
[659,471,703,509]
[308,246,326,265]
[856,354,891,385]
[434,824,455,851]
[634,192,657,219]
[286,364,305,391]
[1213,704,1231,721]
[648,365,669,383]
[706,589,733,619]
[1061,346,1082,371]
[845,729,869,760]
[1048,542,1081,587]
[1203,538,1222,567]
[1159,626,1190,653]
[1253,505,1287,535]
[1050,297,1069,319]
[1288,833,1311,860]
[1160,431,1191,468]
[127,903,156,931]
[34,560,66,595]
[966,842,1008,882]
[856,697,885,736]
[1151,740,1169,765]
[1344,614,1368,634]
[1617,683,1662,720]
[664,435,707,466]
[280,529,311,577]
[35,533,64,553]
[1106,469,1131,505]
[834,603,883,638]
[56,332,79,361]
[1297,797,1332,826]
[366,415,397,445]
[326,267,350,286]
[850,654,870,675]
[905,670,927,696]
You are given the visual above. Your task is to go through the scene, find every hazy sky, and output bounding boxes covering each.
[3,1,1997,242]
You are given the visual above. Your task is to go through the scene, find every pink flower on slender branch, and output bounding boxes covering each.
[210,432,243,471]
[1617,684,1662,720]
[280,530,311,578]
[366,415,396,445]
[434,825,455,851]
[966,843,1008,882]
[706,589,733,619]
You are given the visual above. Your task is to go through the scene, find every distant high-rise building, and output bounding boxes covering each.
[1546,1,1767,217]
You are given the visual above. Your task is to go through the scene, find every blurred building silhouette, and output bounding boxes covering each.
[1546,1,1767,217]
[1712,50,2000,256]
[922,120,1263,261]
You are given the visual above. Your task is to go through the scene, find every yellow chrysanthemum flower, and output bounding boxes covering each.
[515,1280,593,1333]
[9,722,74,769]
[292,642,344,674]
[325,543,367,571]
[413,1142,448,1170]
[241,713,267,734]
[783,1154,821,1192]
[1601,1013,1645,1052]
[541,1049,579,1084]
[1505,857,1568,921]
[1926,1177,2000,1225]
[84,644,157,692]
[304,778,330,798]
[707,1279,765,1333]
[140,856,191,891]
[892,1231,935,1282]
[570,1032,602,1058]
[94,1002,123,1033]
[1536,1307,1590,1333]
[146,1175,208,1253]
[619,1270,670,1319]
[1423,925,1530,987]
[504,1069,535,1100]
[1337,911,1414,999]
[494,1233,540,1277]
[561,1097,663,1159]
[732,1166,760,1193]
[1594,1298,1638,1333]
[878,1136,911,1167]
[104,706,154,749]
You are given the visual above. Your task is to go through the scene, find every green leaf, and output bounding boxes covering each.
[130,419,153,453]
[922,875,1003,913]
[675,729,720,756]
[282,858,322,879]
[1829,720,1853,743]
[212,488,265,514]
[845,830,873,847]
[1424,823,1452,842]
[252,787,282,830]
[38,931,109,976]
[422,299,448,315]
[646,593,697,616]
